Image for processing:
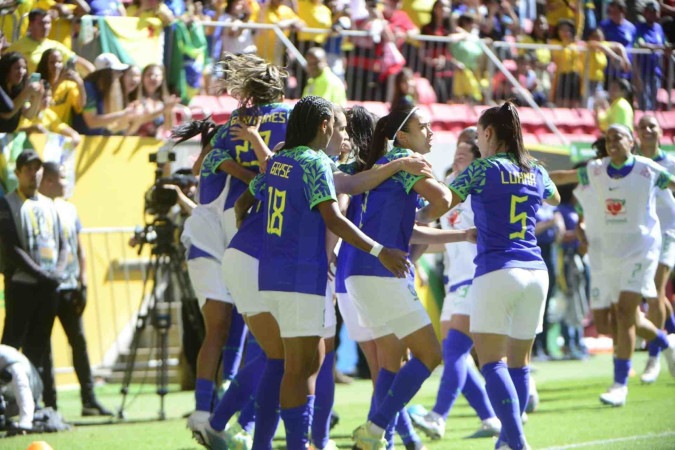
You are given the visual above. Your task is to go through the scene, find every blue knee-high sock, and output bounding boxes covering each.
[395,408,420,445]
[244,332,264,364]
[462,363,496,420]
[482,361,525,450]
[238,395,256,434]
[371,358,432,430]
[252,358,284,450]
[312,351,335,449]
[614,358,631,386]
[280,401,311,450]
[369,369,396,443]
[508,367,530,415]
[195,378,215,412]
[222,308,247,381]
[210,353,267,431]
[432,330,473,419]
[306,394,315,435]
[665,313,675,334]
[648,330,670,357]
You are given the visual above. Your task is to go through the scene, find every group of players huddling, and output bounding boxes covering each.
[175,53,675,450]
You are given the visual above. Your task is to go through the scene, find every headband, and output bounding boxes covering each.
[607,123,633,140]
[386,107,418,152]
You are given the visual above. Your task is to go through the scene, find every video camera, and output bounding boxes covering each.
[143,147,196,217]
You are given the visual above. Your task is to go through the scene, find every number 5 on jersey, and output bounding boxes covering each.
[267,186,286,236]
[509,194,527,240]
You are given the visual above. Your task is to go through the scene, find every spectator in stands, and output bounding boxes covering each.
[550,19,583,107]
[518,15,552,101]
[420,0,454,103]
[6,9,94,74]
[451,14,487,103]
[72,53,137,135]
[599,0,636,81]
[87,0,127,16]
[595,77,634,132]
[382,0,420,60]
[255,0,304,66]
[211,0,256,61]
[633,1,670,111]
[494,53,546,106]
[390,67,416,109]
[35,48,86,127]
[127,0,176,26]
[128,63,180,138]
[480,0,520,58]
[585,28,630,107]
[546,0,584,39]
[323,0,350,82]
[121,64,142,103]
[302,46,347,105]
[0,52,43,133]
[297,0,333,50]
[18,84,82,146]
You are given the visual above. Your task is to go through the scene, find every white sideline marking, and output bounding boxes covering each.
[540,431,675,449]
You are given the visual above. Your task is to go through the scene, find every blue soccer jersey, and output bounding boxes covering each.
[449,153,556,278]
[253,146,337,296]
[334,162,360,295]
[228,198,265,259]
[342,148,424,279]
[210,103,292,210]
[198,145,230,206]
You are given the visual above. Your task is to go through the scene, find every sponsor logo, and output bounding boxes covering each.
[605,198,625,216]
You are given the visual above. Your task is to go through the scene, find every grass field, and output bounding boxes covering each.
[2,352,674,450]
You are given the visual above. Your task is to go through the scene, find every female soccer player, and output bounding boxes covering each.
[342,106,461,450]
[424,102,561,450]
[551,123,675,407]
[182,52,291,444]
[409,139,502,441]
[635,115,675,383]
[249,95,409,450]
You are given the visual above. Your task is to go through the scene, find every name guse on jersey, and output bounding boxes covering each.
[270,161,293,179]
[500,171,536,187]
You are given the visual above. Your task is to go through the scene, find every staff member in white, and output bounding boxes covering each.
[551,123,675,406]
[0,344,37,431]
[635,115,675,383]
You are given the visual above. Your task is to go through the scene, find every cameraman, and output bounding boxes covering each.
[0,150,65,410]
[38,162,112,416]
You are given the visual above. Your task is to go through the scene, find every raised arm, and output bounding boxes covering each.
[548,170,580,186]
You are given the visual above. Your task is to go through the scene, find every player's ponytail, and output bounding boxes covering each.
[366,106,417,170]
[283,96,334,150]
[171,117,219,149]
[478,101,533,172]
[346,106,378,173]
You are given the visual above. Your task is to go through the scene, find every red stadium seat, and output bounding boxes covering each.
[414,75,438,105]
[575,108,597,133]
[429,104,475,132]
[517,107,547,134]
[522,133,540,145]
[656,110,675,132]
[551,108,585,134]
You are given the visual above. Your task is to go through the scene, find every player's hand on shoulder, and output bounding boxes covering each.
[378,247,411,278]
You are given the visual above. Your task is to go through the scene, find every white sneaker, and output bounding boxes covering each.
[467,417,501,438]
[201,422,229,450]
[599,383,628,407]
[352,422,388,450]
[408,410,445,440]
[663,334,675,377]
[315,440,339,450]
[640,356,661,384]
[187,410,210,445]
[224,422,253,450]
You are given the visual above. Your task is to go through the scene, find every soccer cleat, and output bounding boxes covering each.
[199,422,230,450]
[187,410,211,446]
[467,417,501,439]
[640,356,661,384]
[663,334,675,377]
[599,384,628,407]
[224,422,253,450]
[408,410,445,440]
[314,440,339,450]
[352,423,388,450]
[525,376,539,413]
[404,441,428,450]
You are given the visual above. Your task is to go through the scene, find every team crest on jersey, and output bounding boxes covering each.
[447,209,462,228]
[605,198,625,216]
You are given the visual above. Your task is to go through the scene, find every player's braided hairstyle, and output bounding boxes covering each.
[346,105,377,173]
[218,53,288,124]
[478,101,533,172]
[171,117,219,149]
[366,105,417,170]
[282,96,334,150]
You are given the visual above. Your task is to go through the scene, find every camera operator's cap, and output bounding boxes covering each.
[94,53,129,72]
[642,0,659,12]
[15,150,42,170]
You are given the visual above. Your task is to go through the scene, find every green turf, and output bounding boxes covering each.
[2,352,674,449]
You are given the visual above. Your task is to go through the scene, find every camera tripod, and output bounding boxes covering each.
[118,217,202,421]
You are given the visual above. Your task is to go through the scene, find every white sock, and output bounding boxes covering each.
[367,421,385,437]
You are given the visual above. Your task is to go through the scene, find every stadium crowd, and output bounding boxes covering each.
[1,0,675,449]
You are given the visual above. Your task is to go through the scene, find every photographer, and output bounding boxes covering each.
[38,162,112,416]
[0,150,66,410]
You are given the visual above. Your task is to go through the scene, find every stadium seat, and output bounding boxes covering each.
[522,133,540,145]
[575,108,597,133]
[656,111,675,133]
[517,107,547,134]
[551,108,585,134]
[657,88,675,108]
[429,104,475,132]
[414,75,438,105]
[348,101,390,119]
